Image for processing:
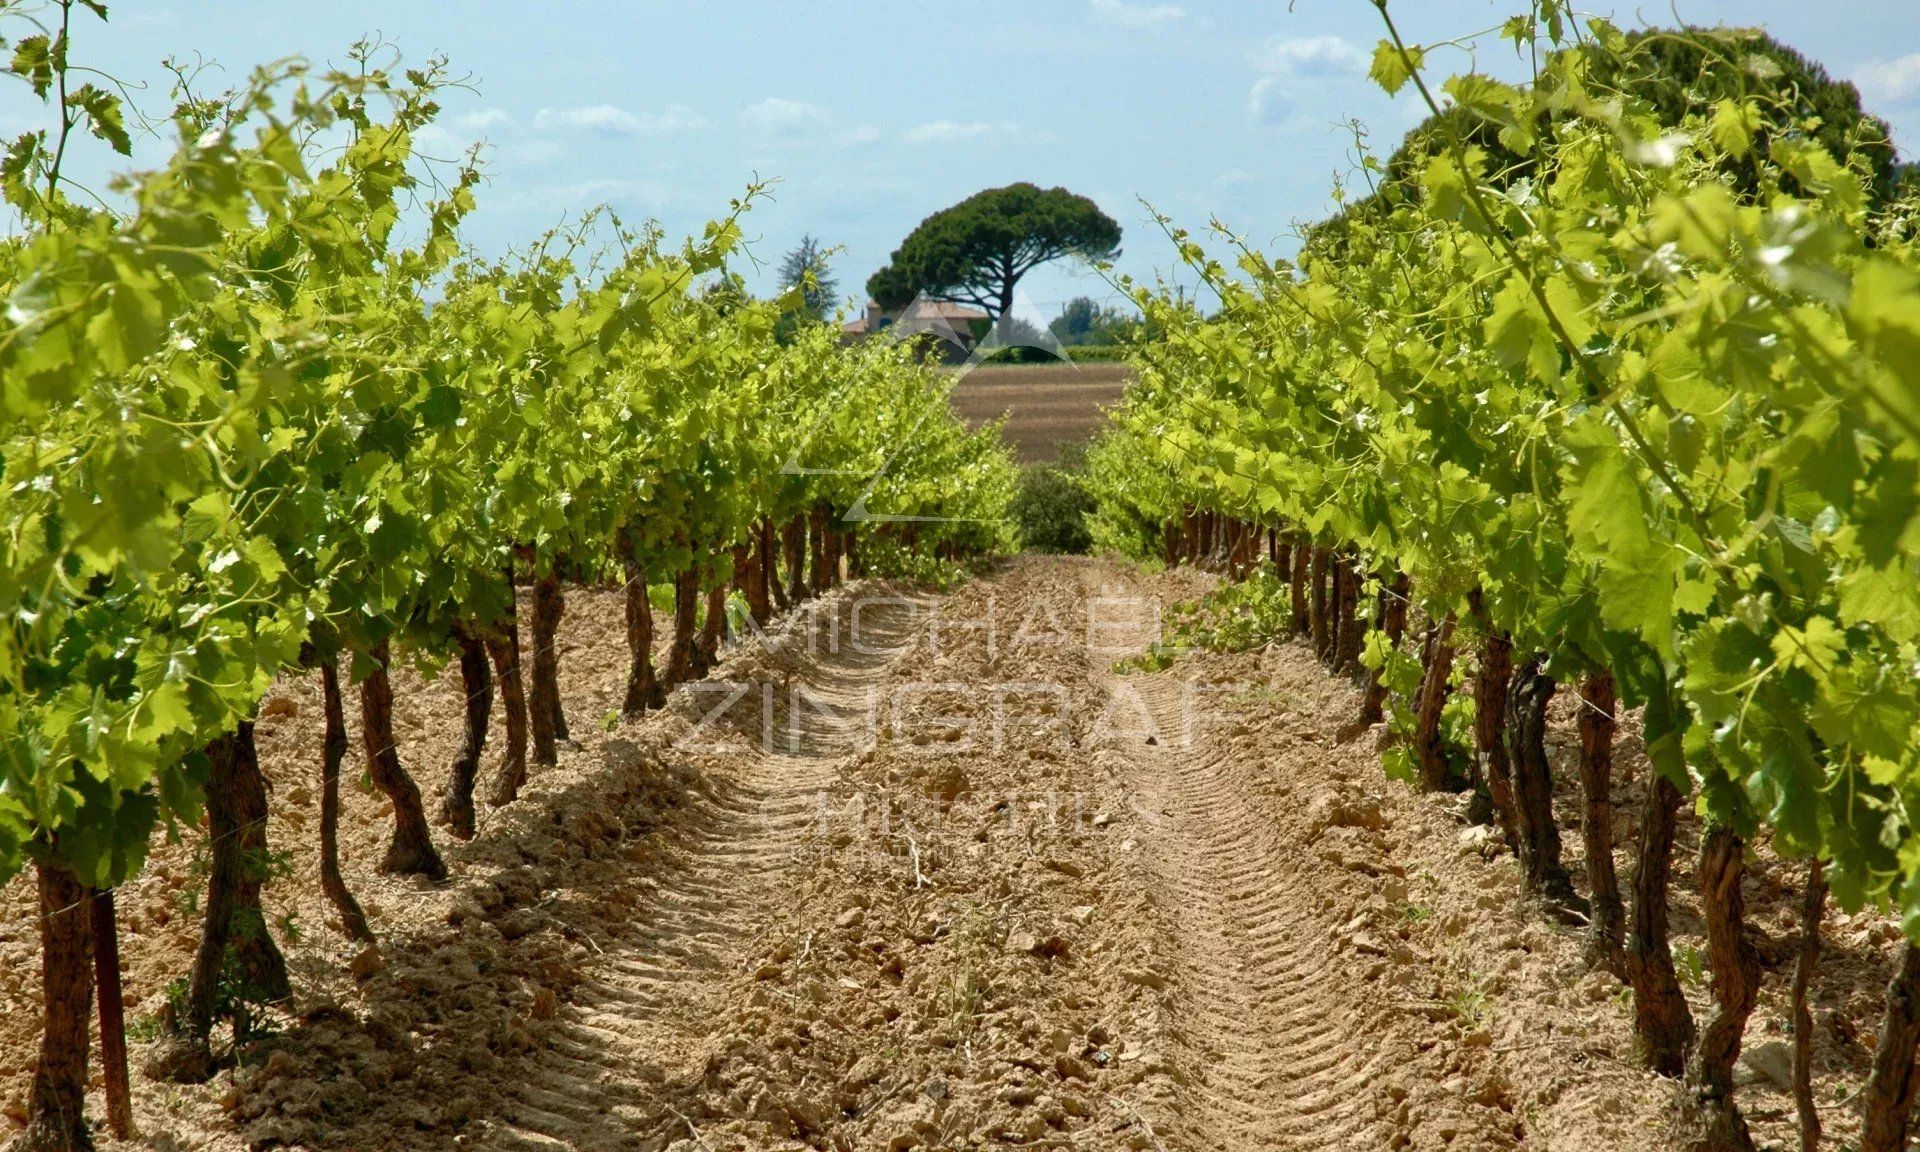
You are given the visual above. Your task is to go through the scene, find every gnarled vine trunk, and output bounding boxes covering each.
[739,538,771,626]
[664,566,702,684]
[484,615,530,808]
[1577,669,1625,973]
[694,574,727,675]
[783,514,809,606]
[1791,858,1826,1152]
[1505,656,1574,903]
[1289,537,1311,637]
[1324,551,1345,662]
[1231,520,1258,577]
[220,722,290,1002]
[810,504,831,594]
[1412,613,1458,792]
[318,661,372,941]
[1683,824,1760,1152]
[1469,592,1520,847]
[1336,556,1367,675]
[764,518,789,613]
[529,566,567,766]
[359,643,447,879]
[21,859,93,1150]
[1308,547,1331,659]
[162,724,290,1082]
[621,547,666,715]
[731,543,753,606]
[91,889,132,1139]
[1626,772,1694,1076]
[1360,572,1409,726]
[439,622,491,840]
[1333,555,1363,674]
[1861,940,1920,1152]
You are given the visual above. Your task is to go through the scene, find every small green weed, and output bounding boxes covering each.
[1112,563,1293,671]
[1445,972,1495,1031]
[1675,942,1706,989]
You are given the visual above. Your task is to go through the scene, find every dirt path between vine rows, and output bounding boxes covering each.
[467,596,924,1152]
[1070,560,1667,1151]
[30,553,1906,1151]
[1087,598,1397,1148]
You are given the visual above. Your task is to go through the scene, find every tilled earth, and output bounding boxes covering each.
[0,556,1908,1150]
[944,364,1130,464]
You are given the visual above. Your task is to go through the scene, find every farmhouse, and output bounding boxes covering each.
[841,297,991,357]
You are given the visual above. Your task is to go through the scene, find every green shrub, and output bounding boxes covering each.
[1061,344,1129,362]
[1012,448,1094,553]
[858,537,972,590]
[971,344,1130,365]
[1111,565,1292,672]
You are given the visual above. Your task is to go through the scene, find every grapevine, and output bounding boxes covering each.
[1087,4,1920,1145]
[0,8,1016,1145]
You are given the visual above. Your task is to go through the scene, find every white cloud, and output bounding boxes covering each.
[455,109,517,133]
[904,119,1021,145]
[1854,54,1920,105]
[1214,167,1256,188]
[1090,0,1185,29]
[491,138,567,171]
[120,7,179,32]
[1244,35,1370,129]
[502,177,677,213]
[413,109,518,153]
[532,103,707,136]
[740,97,833,135]
[534,104,639,133]
[833,124,881,146]
[1254,35,1369,78]
[1247,77,1293,127]
[640,104,709,134]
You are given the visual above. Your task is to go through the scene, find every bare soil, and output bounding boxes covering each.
[0,556,1905,1150]
[946,364,1131,463]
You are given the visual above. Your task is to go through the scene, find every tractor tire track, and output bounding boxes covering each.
[474,595,921,1152]
[1086,564,1393,1150]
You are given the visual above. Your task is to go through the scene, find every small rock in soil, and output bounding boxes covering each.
[349,945,386,982]
[1737,1039,1795,1090]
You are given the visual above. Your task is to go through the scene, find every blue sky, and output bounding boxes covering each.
[6,1,1918,324]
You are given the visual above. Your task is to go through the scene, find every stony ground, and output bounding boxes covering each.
[0,555,1907,1150]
